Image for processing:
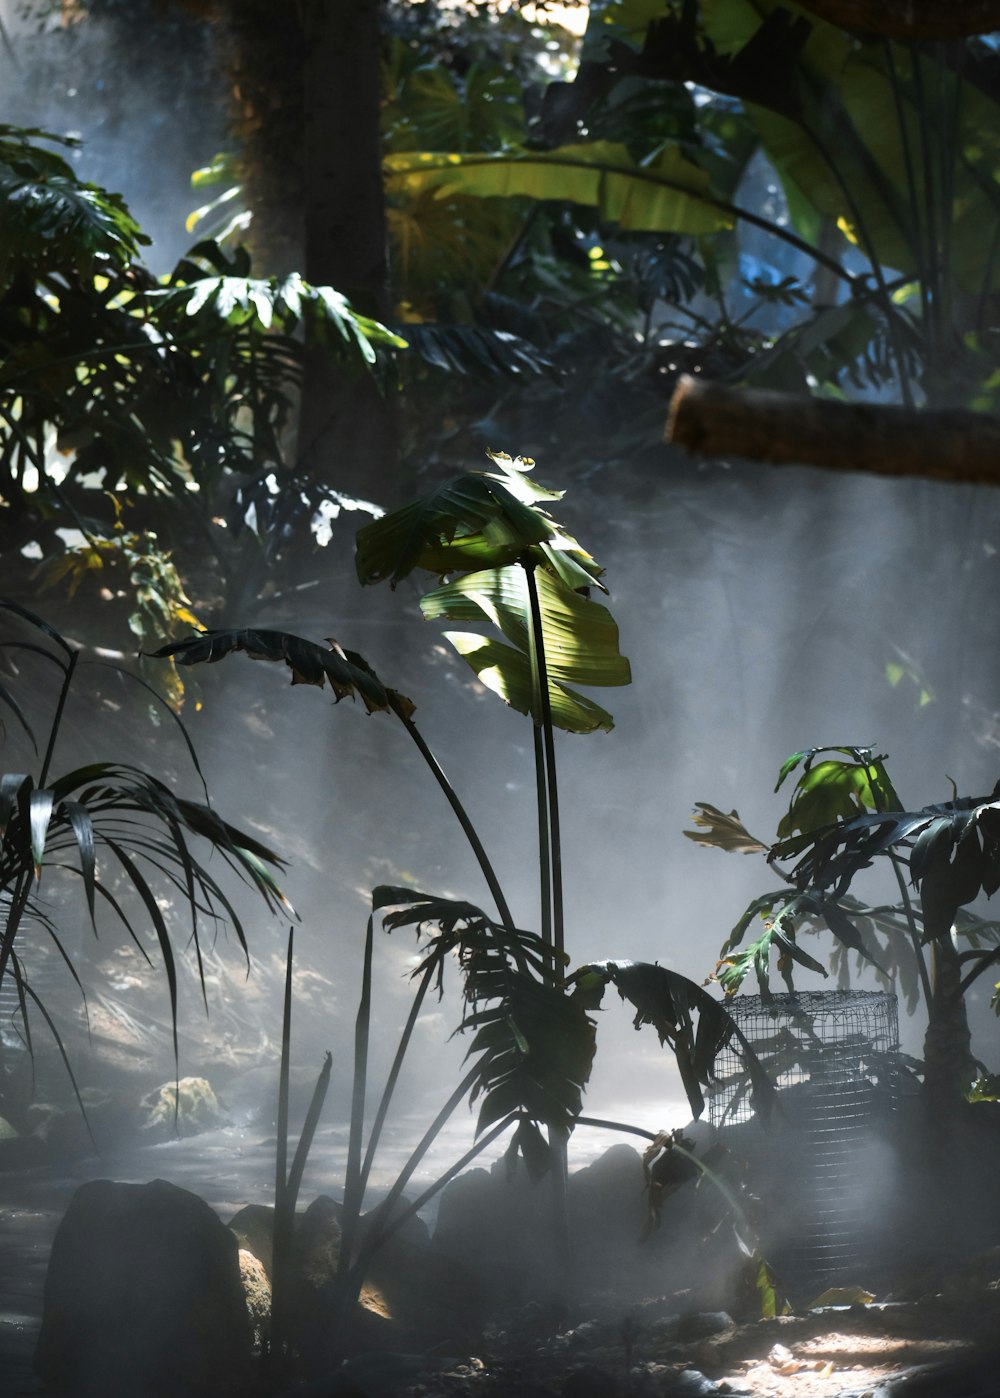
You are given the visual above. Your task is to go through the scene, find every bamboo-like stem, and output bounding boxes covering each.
[357,961,436,1197]
[268,926,295,1374]
[520,558,571,1275]
[39,648,78,789]
[522,560,564,968]
[389,694,518,936]
[532,724,553,957]
[337,912,375,1283]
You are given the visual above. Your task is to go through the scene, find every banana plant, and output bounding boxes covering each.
[156,453,777,1299]
[0,599,290,1129]
[688,745,1000,1109]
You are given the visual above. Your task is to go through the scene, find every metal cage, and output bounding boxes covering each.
[708,989,900,1296]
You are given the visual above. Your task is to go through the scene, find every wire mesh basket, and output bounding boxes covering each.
[708,990,900,1296]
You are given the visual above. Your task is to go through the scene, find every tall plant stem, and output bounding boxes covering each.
[388,694,518,936]
[912,44,943,359]
[337,910,375,1284]
[884,40,931,330]
[522,560,564,970]
[521,558,571,1273]
[39,648,78,788]
[860,753,933,1007]
[269,926,295,1375]
[357,961,436,1197]
[532,724,554,958]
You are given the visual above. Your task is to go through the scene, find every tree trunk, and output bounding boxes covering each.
[298,0,399,506]
[922,939,978,1114]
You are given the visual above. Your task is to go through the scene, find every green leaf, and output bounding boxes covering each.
[385,141,731,237]
[444,632,616,735]
[29,788,54,880]
[581,960,777,1122]
[776,755,901,840]
[150,628,400,716]
[355,465,552,587]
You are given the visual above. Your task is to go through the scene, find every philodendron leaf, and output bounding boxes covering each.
[684,803,770,855]
[151,628,404,716]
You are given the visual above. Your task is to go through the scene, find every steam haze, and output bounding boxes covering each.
[3,3,1000,1198]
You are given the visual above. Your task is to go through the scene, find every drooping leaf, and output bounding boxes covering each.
[355,464,553,587]
[424,562,630,734]
[151,628,400,716]
[576,959,776,1122]
[684,803,770,855]
[443,632,617,734]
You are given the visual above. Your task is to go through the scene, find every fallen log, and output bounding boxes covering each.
[665,374,1000,486]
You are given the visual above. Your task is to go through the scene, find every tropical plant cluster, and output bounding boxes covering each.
[687,745,1000,1108]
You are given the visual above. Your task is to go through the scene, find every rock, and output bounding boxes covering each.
[230,1201,277,1279]
[34,1177,252,1397]
[239,1247,272,1351]
[138,1075,226,1139]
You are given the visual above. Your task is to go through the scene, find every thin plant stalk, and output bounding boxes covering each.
[357,961,436,1196]
[884,40,930,330]
[284,1050,333,1216]
[532,723,553,957]
[269,926,295,1374]
[860,754,933,1007]
[388,693,519,938]
[38,649,77,789]
[337,910,375,1284]
[521,558,571,1271]
[347,1112,519,1291]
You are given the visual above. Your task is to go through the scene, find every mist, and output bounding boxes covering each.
[4,8,1000,1379]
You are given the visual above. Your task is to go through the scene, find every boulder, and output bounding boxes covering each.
[138,1075,226,1139]
[35,1178,252,1398]
[239,1247,272,1351]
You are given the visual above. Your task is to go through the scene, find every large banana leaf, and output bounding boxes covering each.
[385,140,732,237]
[355,465,552,587]
[422,565,631,734]
[700,0,1000,287]
[356,452,604,589]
